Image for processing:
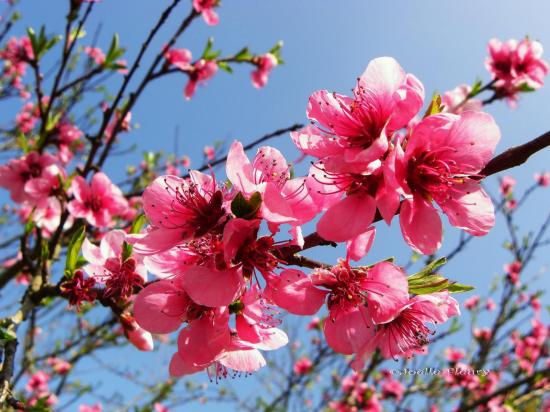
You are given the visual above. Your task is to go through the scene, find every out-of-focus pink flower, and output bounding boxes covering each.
[293,357,313,375]
[441,84,483,114]
[307,317,322,331]
[84,46,105,65]
[485,38,549,103]
[445,347,466,363]
[486,298,496,311]
[164,46,192,71]
[0,151,57,203]
[47,357,72,374]
[203,145,215,160]
[67,172,129,227]
[79,403,103,412]
[193,0,220,26]
[154,403,170,412]
[25,371,50,393]
[395,111,500,254]
[473,327,492,341]
[500,175,516,196]
[504,261,522,284]
[464,295,480,310]
[181,155,191,168]
[381,377,404,401]
[184,59,217,100]
[534,172,550,187]
[251,53,278,88]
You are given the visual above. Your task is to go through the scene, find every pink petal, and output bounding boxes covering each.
[82,238,104,266]
[182,265,244,307]
[439,183,495,236]
[127,227,188,255]
[134,280,188,334]
[262,182,297,224]
[364,261,409,324]
[317,193,376,242]
[307,90,362,137]
[169,352,204,377]
[218,348,266,372]
[400,197,442,255]
[267,269,326,316]
[226,141,256,194]
[177,314,230,365]
[290,125,343,158]
[346,227,376,262]
[324,306,374,354]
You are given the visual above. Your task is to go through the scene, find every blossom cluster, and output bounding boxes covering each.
[0,34,548,385]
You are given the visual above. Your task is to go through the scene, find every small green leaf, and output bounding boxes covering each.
[65,225,86,277]
[201,37,221,61]
[0,326,16,342]
[122,214,147,261]
[268,40,284,64]
[17,132,30,153]
[518,83,536,92]
[130,214,147,234]
[423,93,443,117]
[469,78,483,97]
[234,47,253,62]
[231,191,262,219]
[408,257,474,294]
[218,61,233,73]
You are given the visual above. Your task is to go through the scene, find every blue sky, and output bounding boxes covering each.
[2,0,550,410]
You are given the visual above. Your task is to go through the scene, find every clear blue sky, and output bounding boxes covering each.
[3,1,550,410]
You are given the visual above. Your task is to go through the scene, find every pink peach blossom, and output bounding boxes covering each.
[486,38,549,98]
[164,46,192,71]
[395,111,500,254]
[193,0,220,26]
[268,261,408,354]
[441,84,483,114]
[82,230,147,299]
[0,151,57,203]
[353,291,460,365]
[128,171,226,254]
[226,141,320,233]
[185,59,217,99]
[303,57,424,169]
[68,172,129,227]
[251,53,278,88]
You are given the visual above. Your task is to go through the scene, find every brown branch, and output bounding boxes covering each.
[480,129,550,177]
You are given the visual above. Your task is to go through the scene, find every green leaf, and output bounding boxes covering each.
[234,47,253,62]
[201,36,221,61]
[122,214,147,261]
[518,83,536,92]
[130,213,147,234]
[423,93,443,117]
[408,257,474,294]
[0,326,16,342]
[231,191,262,219]
[65,225,86,277]
[268,40,284,64]
[104,33,125,68]
[218,61,233,73]
[17,132,30,153]
[469,78,483,97]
